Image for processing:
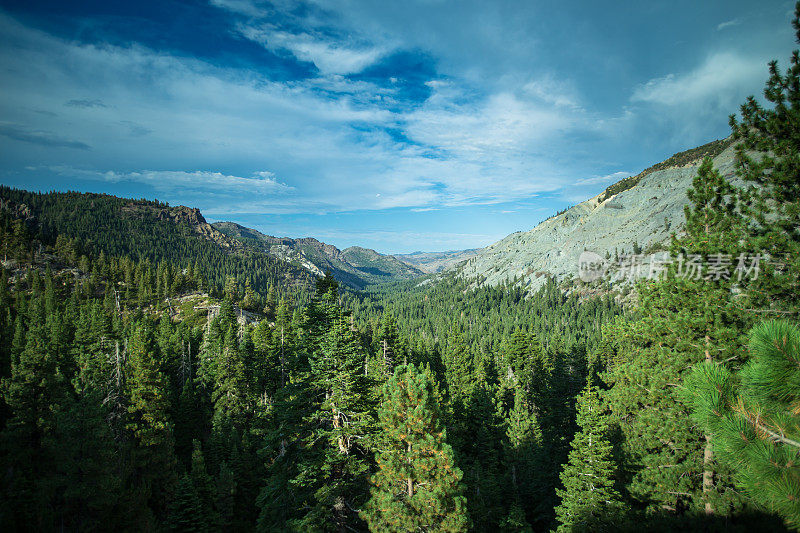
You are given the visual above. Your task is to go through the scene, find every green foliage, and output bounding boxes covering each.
[686,321,800,530]
[168,475,207,533]
[0,186,315,304]
[287,310,375,531]
[8,21,800,526]
[362,364,469,532]
[554,381,623,532]
[599,127,753,521]
[729,3,800,313]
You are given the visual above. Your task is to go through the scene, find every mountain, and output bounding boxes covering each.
[0,187,316,298]
[458,137,736,291]
[212,221,424,289]
[393,249,482,273]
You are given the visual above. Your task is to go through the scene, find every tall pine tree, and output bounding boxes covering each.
[554,380,622,532]
[363,364,469,532]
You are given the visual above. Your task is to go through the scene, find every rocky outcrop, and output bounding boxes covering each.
[212,222,424,289]
[157,205,206,226]
[459,141,740,291]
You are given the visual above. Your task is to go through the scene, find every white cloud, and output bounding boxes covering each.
[631,52,765,107]
[49,167,293,195]
[0,6,778,224]
[237,23,388,75]
[717,19,741,31]
[523,76,581,108]
[209,0,267,18]
[0,14,572,215]
[573,171,631,186]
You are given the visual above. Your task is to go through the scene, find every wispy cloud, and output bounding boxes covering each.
[573,171,631,187]
[237,23,388,75]
[717,19,741,31]
[0,1,790,252]
[49,166,292,195]
[631,52,764,107]
[0,12,579,215]
[209,0,266,18]
[65,98,107,109]
[0,122,90,150]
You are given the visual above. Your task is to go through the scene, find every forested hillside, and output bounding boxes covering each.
[213,221,424,289]
[0,188,316,305]
[1,5,800,533]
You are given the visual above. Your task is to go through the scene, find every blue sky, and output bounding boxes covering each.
[0,0,794,253]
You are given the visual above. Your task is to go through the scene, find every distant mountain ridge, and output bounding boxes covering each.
[212,221,424,289]
[393,249,482,273]
[458,137,738,291]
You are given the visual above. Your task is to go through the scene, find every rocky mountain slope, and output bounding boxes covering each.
[459,138,737,291]
[212,222,424,290]
[393,249,482,273]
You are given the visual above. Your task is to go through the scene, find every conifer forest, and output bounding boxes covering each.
[1,2,800,532]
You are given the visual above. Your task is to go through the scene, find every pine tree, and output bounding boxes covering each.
[503,387,543,524]
[377,312,402,376]
[442,325,475,409]
[242,281,258,312]
[686,320,800,529]
[0,293,70,529]
[461,385,505,530]
[189,440,217,530]
[216,461,236,530]
[554,381,622,532]
[729,2,800,314]
[168,475,206,532]
[290,312,374,531]
[212,325,252,430]
[600,149,750,518]
[49,395,122,531]
[125,320,176,520]
[127,322,174,448]
[362,364,469,532]
[174,379,205,465]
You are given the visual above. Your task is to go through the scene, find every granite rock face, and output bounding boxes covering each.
[458,144,740,291]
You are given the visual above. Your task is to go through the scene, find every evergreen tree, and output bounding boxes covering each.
[686,320,800,529]
[362,364,469,532]
[216,461,236,530]
[0,293,70,529]
[289,312,374,531]
[168,475,207,533]
[125,321,176,521]
[554,380,622,532]
[212,325,252,429]
[503,387,543,524]
[729,1,800,314]
[47,394,123,531]
[600,149,750,519]
[377,312,402,375]
[189,440,217,530]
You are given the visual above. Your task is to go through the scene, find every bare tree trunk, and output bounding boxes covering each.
[280,326,286,387]
[703,434,714,515]
[407,441,413,498]
[703,334,714,515]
